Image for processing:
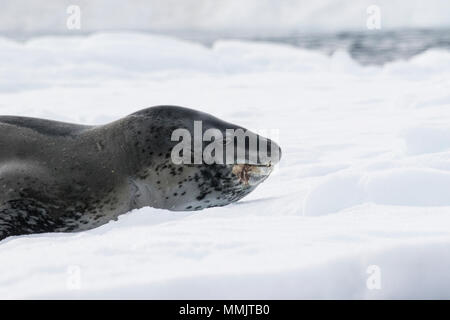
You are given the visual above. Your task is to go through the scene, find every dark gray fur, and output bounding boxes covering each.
[0,106,281,240]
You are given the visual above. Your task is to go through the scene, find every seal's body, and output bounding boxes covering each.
[0,106,281,240]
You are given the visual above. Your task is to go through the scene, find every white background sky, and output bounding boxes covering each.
[1,0,449,35]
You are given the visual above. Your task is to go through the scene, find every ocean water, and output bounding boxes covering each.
[4,28,450,66]
[183,28,450,65]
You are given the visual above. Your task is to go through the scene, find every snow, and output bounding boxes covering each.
[1,32,450,299]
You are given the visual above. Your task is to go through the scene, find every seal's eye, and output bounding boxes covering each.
[222,137,232,145]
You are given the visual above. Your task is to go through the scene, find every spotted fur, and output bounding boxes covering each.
[0,106,281,240]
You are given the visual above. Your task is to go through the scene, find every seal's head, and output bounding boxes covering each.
[128,106,281,211]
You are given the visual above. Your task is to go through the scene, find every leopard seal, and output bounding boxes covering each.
[0,105,281,240]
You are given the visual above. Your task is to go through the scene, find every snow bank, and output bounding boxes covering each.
[1,33,450,298]
[304,168,450,216]
[403,126,450,154]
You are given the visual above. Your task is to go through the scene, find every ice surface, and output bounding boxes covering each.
[1,33,450,299]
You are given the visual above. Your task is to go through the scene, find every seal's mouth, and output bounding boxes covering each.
[232,163,274,186]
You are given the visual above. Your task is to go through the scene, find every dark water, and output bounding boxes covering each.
[5,28,450,66]
[260,29,450,65]
[186,28,450,65]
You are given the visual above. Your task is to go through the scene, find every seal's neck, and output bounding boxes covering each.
[85,117,143,177]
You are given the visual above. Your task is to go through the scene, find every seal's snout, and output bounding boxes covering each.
[257,138,281,166]
[266,139,282,164]
[232,163,275,186]
[230,135,282,185]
